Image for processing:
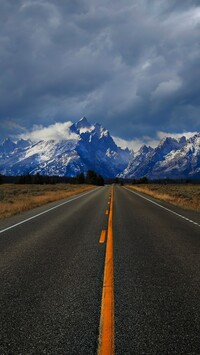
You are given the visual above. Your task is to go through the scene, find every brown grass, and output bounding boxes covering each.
[126,184,200,211]
[0,184,95,219]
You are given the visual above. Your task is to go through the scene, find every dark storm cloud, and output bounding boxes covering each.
[0,0,200,140]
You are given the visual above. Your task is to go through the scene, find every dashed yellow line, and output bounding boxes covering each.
[99,230,107,244]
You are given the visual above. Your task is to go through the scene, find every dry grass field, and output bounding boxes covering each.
[0,184,95,219]
[127,184,200,211]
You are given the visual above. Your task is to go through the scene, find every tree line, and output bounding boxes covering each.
[1,172,199,185]
[0,170,104,186]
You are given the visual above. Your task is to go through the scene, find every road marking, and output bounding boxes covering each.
[98,188,114,355]
[124,187,200,228]
[0,187,100,235]
[99,230,107,244]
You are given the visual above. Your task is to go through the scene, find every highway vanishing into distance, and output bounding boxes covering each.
[0,185,200,354]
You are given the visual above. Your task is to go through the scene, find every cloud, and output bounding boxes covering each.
[113,130,199,152]
[157,131,199,140]
[0,0,200,141]
[20,121,79,142]
[152,78,182,99]
[113,135,160,152]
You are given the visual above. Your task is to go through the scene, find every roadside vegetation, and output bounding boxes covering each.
[0,169,104,220]
[127,183,200,211]
[0,184,96,220]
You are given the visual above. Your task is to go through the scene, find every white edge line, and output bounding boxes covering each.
[0,187,101,234]
[124,187,200,228]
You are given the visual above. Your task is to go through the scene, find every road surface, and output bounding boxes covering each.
[0,185,199,354]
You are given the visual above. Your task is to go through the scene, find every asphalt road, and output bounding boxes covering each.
[0,185,200,354]
[114,186,200,355]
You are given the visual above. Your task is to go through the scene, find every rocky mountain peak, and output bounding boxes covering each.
[138,145,152,154]
[70,117,93,135]
[77,116,91,128]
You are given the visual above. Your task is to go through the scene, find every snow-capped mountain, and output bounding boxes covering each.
[0,118,199,179]
[0,117,130,178]
[121,133,200,179]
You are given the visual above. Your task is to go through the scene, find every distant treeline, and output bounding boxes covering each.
[0,173,199,185]
[111,176,199,185]
[0,170,105,186]
[113,177,200,185]
[131,177,200,184]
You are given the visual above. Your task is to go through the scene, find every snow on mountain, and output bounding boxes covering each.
[0,138,17,154]
[152,133,200,179]
[120,133,200,179]
[0,118,199,179]
[70,118,130,177]
[121,145,153,179]
[0,117,130,178]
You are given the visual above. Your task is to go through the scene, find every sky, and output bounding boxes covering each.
[0,0,200,150]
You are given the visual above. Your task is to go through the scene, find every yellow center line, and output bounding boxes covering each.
[98,187,114,355]
[99,230,107,244]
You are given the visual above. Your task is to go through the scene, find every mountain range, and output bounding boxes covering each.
[0,117,199,179]
[0,117,129,178]
[121,134,200,180]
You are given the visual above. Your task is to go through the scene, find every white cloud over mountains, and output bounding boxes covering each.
[157,131,199,141]
[20,122,78,142]
[113,131,198,152]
